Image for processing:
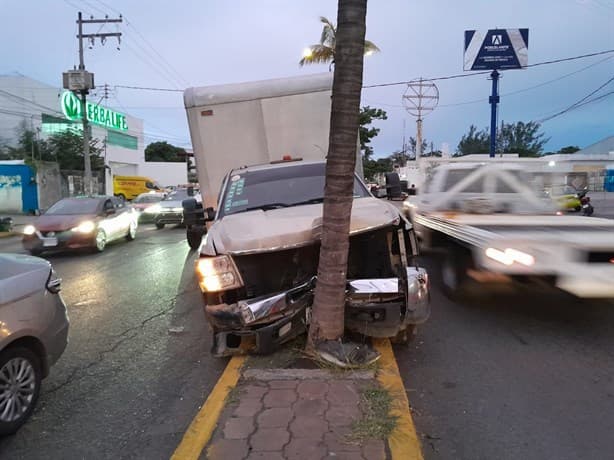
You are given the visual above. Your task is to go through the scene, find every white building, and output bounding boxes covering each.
[0,73,186,196]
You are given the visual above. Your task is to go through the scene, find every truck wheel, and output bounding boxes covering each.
[187,228,203,250]
[441,246,473,299]
[155,222,165,230]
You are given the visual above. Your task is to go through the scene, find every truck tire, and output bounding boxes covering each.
[441,245,473,299]
[187,228,203,250]
[155,222,165,230]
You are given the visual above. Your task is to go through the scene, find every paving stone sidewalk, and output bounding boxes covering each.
[204,370,387,460]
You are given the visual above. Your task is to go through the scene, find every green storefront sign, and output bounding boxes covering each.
[61,91,128,132]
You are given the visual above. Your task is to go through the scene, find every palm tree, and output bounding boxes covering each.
[308,0,369,356]
[299,15,379,68]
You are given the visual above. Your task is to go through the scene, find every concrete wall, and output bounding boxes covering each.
[36,161,62,209]
[0,163,38,213]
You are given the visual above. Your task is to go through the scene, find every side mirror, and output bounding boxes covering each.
[205,207,216,222]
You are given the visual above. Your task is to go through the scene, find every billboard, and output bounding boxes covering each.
[464,29,529,71]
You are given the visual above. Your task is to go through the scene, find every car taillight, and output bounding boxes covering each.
[46,269,62,294]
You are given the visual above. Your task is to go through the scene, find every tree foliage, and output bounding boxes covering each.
[359,106,387,159]
[456,121,549,157]
[299,16,379,67]
[145,141,186,162]
[0,122,103,170]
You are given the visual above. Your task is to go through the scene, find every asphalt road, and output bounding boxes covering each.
[0,226,226,459]
[396,255,614,460]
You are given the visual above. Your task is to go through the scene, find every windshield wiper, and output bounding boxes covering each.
[291,197,325,206]
[240,203,290,213]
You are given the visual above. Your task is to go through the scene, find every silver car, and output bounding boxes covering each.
[0,254,69,435]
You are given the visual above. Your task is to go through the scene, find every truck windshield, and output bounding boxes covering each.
[219,162,370,217]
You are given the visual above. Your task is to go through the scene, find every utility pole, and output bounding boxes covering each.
[402,78,439,162]
[68,11,122,195]
[488,70,500,158]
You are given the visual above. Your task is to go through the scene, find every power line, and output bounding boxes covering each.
[91,0,189,87]
[114,84,183,92]
[536,75,614,123]
[363,55,614,109]
[122,40,184,89]
[362,49,614,89]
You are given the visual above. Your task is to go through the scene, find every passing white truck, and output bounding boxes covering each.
[404,162,614,299]
[182,74,430,356]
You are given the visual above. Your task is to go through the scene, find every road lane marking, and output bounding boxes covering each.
[171,355,245,460]
[373,338,424,460]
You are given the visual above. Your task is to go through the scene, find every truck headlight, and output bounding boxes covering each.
[72,220,96,233]
[195,255,243,292]
[485,247,535,266]
[23,224,36,235]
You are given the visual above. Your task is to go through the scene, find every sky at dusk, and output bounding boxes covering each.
[2,0,613,156]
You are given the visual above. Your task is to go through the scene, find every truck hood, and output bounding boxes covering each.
[203,197,400,255]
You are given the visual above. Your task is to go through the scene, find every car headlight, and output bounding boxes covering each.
[144,204,162,214]
[195,255,243,292]
[485,247,535,266]
[23,224,36,235]
[72,220,96,233]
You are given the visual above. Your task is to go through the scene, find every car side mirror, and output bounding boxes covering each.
[205,207,216,221]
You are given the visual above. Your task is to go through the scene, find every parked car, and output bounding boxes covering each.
[22,196,138,255]
[146,188,201,229]
[0,253,69,435]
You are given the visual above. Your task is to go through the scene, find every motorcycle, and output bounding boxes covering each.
[577,189,594,216]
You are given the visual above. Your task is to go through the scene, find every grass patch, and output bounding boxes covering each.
[224,385,243,405]
[350,386,397,441]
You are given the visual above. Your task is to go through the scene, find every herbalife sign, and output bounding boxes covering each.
[61,91,128,131]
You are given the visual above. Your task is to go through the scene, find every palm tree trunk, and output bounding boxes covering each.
[308,0,367,346]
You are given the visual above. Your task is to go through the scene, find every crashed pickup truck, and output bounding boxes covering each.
[185,159,430,357]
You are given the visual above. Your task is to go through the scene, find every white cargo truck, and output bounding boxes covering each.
[404,162,614,299]
[182,74,430,356]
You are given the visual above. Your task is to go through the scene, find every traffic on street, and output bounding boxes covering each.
[2,1,614,459]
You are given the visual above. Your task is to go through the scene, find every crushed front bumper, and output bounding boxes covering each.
[206,268,430,357]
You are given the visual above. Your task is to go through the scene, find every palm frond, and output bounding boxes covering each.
[299,44,335,66]
[319,16,336,46]
[364,40,380,54]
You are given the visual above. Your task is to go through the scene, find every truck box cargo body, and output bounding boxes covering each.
[182,74,430,356]
[184,73,344,210]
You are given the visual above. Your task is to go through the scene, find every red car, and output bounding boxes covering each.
[22,196,138,255]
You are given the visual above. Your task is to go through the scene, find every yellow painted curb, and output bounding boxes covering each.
[373,338,424,460]
[171,355,246,460]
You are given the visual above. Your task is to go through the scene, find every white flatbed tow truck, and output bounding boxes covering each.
[404,163,614,298]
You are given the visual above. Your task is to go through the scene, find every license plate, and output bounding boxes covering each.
[42,237,58,247]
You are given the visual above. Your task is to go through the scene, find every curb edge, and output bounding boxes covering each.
[171,355,245,460]
[373,338,424,460]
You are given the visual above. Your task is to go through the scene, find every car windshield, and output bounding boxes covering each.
[45,198,100,215]
[134,194,163,204]
[219,162,370,217]
[163,190,190,201]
